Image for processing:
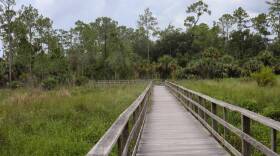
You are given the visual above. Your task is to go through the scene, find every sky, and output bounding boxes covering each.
[0,0,270,57]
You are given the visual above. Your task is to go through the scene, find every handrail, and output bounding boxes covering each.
[166,81,279,156]
[87,82,152,156]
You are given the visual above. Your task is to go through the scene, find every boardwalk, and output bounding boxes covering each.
[136,86,229,156]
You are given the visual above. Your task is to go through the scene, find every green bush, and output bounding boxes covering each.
[9,81,22,89]
[243,59,264,76]
[75,76,89,86]
[263,106,280,121]
[41,77,58,90]
[251,67,277,87]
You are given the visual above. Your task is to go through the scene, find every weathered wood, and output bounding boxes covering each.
[137,86,229,156]
[87,83,152,156]
[211,102,218,131]
[169,86,241,156]
[166,82,279,156]
[271,129,277,152]
[223,107,228,138]
[242,115,251,156]
[166,81,280,132]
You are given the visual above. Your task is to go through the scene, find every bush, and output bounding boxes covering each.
[41,77,58,90]
[251,67,277,87]
[243,59,264,76]
[9,81,22,89]
[75,76,89,86]
[274,63,280,75]
[263,106,280,121]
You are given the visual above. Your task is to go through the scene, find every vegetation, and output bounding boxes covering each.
[177,77,280,120]
[0,1,280,87]
[0,83,146,155]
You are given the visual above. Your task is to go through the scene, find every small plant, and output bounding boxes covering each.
[41,77,58,90]
[263,106,280,121]
[9,81,22,89]
[251,67,277,87]
[75,76,89,86]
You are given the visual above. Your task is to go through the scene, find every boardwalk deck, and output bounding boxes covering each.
[136,85,229,156]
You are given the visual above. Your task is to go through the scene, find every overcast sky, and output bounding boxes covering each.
[0,0,270,57]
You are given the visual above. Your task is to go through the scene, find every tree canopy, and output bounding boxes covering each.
[0,1,280,88]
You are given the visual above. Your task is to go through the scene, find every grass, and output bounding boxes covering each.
[0,83,147,156]
[177,77,280,155]
[177,77,280,119]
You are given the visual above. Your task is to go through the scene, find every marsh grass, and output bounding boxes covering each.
[0,83,146,156]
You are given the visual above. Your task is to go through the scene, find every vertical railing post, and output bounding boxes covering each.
[223,107,228,138]
[271,128,277,152]
[211,102,217,131]
[242,115,251,156]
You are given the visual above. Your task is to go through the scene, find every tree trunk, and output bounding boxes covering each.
[8,19,12,84]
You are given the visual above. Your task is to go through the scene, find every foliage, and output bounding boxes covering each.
[41,77,58,90]
[263,106,280,121]
[75,76,89,86]
[177,78,280,119]
[0,0,280,85]
[251,67,277,87]
[243,59,264,76]
[184,0,211,28]
[0,83,146,155]
[9,81,22,89]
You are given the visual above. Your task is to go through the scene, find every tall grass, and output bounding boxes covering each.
[177,78,280,155]
[0,83,146,156]
[177,77,280,117]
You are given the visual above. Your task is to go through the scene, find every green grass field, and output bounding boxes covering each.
[177,77,280,120]
[0,83,147,156]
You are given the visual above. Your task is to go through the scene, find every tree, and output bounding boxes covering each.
[0,0,16,83]
[233,7,249,31]
[184,0,211,28]
[138,8,159,62]
[218,14,236,41]
[17,5,40,83]
[252,13,270,37]
[267,0,280,39]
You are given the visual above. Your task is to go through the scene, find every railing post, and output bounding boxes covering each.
[223,107,228,138]
[118,123,129,156]
[242,115,251,156]
[271,128,277,152]
[211,102,217,131]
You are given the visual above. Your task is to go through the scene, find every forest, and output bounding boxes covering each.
[0,0,280,89]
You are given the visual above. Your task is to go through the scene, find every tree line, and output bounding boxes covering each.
[0,0,280,88]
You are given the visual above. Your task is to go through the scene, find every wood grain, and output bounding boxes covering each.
[136,86,229,156]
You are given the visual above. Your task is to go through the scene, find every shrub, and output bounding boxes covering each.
[251,67,277,87]
[41,77,58,90]
[75,76,89,86]
[257,50,275,66]
[274,63,280,75]
[243,59,264,76]
[263,106,280,121]
[9,81,22,89]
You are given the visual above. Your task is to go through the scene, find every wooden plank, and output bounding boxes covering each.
[242,115,251,156]
[167,83,279,156]
[271,129,277,152]
[137,86,229,156]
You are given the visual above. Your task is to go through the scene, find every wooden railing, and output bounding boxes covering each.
[87,82,152,156]
[166,81,280,156]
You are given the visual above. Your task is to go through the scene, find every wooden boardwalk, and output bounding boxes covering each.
[136,86,229,156]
